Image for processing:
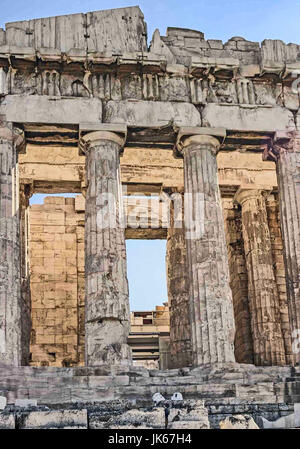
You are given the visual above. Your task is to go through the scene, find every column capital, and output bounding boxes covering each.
[175,126,226,157]
[263,130,300,162]
[0,118,25,152]
[234,184,273,206]
[79,123,127,155]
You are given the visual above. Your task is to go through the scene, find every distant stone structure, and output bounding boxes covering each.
[0,6,300,429]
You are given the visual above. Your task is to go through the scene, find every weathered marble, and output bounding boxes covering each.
[166,192,192,368]
[177,129,236,366]
[264,132,300,365]
[0,121,23,366]
[234,187,286,366]
[81,129,131,366]
[222,198,254,364]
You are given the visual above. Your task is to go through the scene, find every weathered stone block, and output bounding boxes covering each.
[295,403,300,428]
[0,396,7,410]
[104,100,201,127]
[20,410,88,429]
[169,420,209,429]
[202,104,295,131]
[260,413,295,429]
[219,415,259,429]
[15,399,38,408]
[0,413,15,429]
[0,96,102,124]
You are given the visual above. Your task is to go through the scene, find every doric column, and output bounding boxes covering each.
[166,190,192,368]
[264,131,300,365]
[0,119,24,366]
[80,125,131,366]
[222,198,254,364]
[19,184,32,366]
[176,127,236,366]
[265,194,293,365]
[234,186,286,366]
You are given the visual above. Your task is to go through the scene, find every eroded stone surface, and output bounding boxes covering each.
[167,193,192,369]
[0,96,103,124]
[234,187,286,366]
[0,396,6,410]
[20,410,88,429]
[0,413,15,429]
[84,135,131,366]
[264,134,300,365]
[219,414,259,429]
[180,134,236,366]
[0,121,22,366]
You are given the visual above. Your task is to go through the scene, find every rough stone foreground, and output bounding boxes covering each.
[0,362,299,428]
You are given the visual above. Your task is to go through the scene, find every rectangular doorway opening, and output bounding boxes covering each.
[126,239,170,370]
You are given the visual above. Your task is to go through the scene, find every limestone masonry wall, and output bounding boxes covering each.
[29,196,85,367]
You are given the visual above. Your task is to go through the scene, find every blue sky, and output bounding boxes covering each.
[11,1,299,310]
[1,0,300,44]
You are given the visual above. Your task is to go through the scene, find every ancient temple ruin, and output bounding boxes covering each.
[0,6,300,429]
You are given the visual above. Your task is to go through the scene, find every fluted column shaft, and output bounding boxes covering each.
[0,120,23,366]
[179,133,235,366]
[264,133,300,365]
[235,187,286,366]
[166,191,192,368]
[19,184,32,366]
[82,130,131,366]
[222,198,254,364]
[265,194,293,365]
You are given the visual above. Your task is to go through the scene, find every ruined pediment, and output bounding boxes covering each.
[0,6,147,54]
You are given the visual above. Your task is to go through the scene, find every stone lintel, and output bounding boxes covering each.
[0,96,103,125]
[79,123,127,155]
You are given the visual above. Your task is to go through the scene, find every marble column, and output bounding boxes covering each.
[80,128,131,366]
[265,194,293,365]
[264,131,300,365]
[19,184,32,366]
[166,190,192,368]
[222,198,254,364]
[0,120,24,366]
[177,129,236,366]
[234,186,286,366]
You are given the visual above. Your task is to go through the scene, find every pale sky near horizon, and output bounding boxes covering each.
[8,0,299,310]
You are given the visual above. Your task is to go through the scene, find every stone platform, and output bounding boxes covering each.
[0,363,299,428]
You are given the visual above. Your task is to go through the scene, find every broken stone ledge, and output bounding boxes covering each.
[0,363,299,407]
[0,400,298,429]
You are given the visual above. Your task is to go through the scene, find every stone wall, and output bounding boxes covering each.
[29,196,84,367]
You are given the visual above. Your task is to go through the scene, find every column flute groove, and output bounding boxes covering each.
[234,186,286,366]
[0,119,24,366]
[264,132,300,365]
[80,127,131,366]
[176,128,236,366]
